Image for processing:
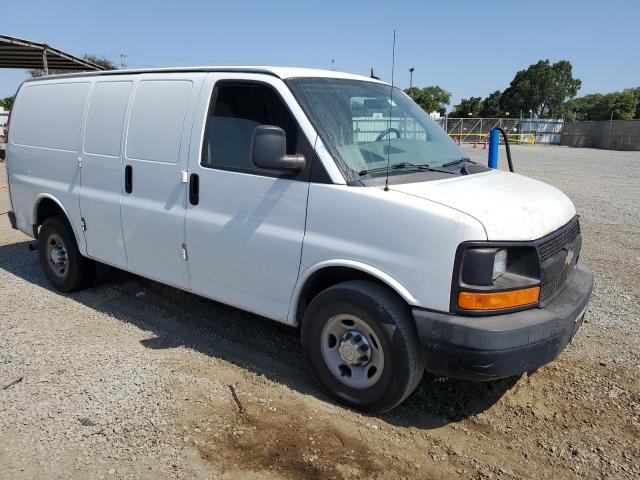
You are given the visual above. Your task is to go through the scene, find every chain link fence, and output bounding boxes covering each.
[351,116,564,145]
[435,117,564,145]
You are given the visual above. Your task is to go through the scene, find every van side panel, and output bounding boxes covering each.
[80,80,133,267]
[12,83,88,151]
[7,80,90,246]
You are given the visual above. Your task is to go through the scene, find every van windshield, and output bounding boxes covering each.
[287,77,467,182]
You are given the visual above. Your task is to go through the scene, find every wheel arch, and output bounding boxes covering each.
[32,194,78,242]
[289,260,418,327]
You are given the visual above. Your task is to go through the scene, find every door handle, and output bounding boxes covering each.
[125,165,133,194]
[189,173,199,205]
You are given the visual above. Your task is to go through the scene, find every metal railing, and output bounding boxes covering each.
[449,132,535,146]
[436,117,564,144]
[349,116,564,146]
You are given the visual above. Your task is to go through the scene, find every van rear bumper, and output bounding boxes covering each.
[413,262,593,381]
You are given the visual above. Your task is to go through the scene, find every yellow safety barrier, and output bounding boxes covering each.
[449,133,535,146]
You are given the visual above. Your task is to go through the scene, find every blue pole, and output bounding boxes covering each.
[488,129,499,169]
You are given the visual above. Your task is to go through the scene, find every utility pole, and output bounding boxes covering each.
[42,45,49,75]
[120,54,127,69]
[608,110,614,148]
[409,67,415,88]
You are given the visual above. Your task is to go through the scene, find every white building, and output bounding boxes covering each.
[0,108,8,143]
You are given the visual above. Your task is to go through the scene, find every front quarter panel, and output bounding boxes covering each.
[301,184,487,312]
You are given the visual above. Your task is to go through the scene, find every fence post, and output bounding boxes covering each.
[608,112,613,149]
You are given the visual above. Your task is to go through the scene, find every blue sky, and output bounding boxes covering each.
[2,0,639,108]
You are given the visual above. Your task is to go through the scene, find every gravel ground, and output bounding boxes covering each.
[0,145,639,479]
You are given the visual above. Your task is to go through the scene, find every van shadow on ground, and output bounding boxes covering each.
[0,239,518,429]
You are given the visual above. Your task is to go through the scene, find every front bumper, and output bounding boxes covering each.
[413,262,594,381]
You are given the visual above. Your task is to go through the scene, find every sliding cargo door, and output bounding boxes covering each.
[120,74,204,288]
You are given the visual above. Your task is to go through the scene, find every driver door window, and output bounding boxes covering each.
[202,83,301,173]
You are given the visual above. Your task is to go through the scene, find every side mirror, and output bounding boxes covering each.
[251,125,305,172]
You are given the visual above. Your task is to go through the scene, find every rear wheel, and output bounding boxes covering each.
[301,280,424,413]
[38,216,95,292]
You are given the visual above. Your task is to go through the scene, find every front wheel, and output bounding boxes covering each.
[301,280,424,413]
[38,216,95,292]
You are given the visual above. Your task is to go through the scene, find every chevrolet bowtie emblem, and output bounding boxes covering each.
[565,248,575,267]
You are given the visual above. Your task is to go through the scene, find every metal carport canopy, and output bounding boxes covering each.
[0,34,105,73]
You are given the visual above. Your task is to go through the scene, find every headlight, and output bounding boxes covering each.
[459,247,508,287]
[492,249,507,280]
[453,244,541,314]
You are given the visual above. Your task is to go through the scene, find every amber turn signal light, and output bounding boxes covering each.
[458,286,540,311]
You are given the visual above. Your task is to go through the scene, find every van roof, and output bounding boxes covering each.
[22,66,387,85]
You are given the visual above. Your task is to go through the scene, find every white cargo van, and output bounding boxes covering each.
[5,67,593,412]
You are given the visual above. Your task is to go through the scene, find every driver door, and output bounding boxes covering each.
[185,74,314,321]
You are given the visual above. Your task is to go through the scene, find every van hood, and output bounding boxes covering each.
[390,170,576,241]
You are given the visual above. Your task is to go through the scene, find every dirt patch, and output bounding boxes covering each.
[166,347,640,480]
[195,402,385,480]
[168,358,441,480]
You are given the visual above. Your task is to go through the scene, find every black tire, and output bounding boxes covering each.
[38,216,95,292]
[301,280,424,413]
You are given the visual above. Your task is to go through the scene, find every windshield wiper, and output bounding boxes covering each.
[442,157,474,168]
[359,162,457,176]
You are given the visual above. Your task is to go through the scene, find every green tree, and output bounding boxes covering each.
[500,59,581,118]
[565,94,602,121]
[625,87,640,119]
[29,54,117,77]
[450,97,483,117]
[599,91,637,120]
[0,96,14,110]
[82,55,117,70]
[479,90,502,117]
[404,86,451,115]
[566,90,638,121]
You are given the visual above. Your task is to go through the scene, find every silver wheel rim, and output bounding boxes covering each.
[46,233,69,278]
[320,314,384,389]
